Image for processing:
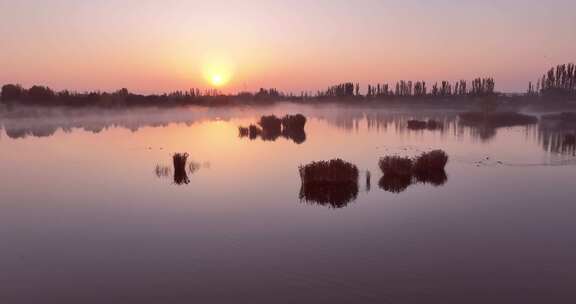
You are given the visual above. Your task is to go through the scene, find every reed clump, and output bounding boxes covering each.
[248,124,261,139]
[259,115,282,134]
[299,159,359,184]
[281,114,307,144]
[238,114,307,143]
[413,150,449,173]
[173,153,190,185]
[378,150,449,193]
[378,156,413,176]
[238,126,249,137]
[299,159,359,208]
[281,114,307,132]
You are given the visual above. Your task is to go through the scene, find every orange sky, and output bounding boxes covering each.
[1,1,575,93]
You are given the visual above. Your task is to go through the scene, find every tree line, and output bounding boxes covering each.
[3,64,575,107]
[314,77,494,99]
[0,84,237,106]
[532,63,576,97]
[364,78,493,98]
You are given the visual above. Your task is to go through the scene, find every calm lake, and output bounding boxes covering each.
[1,103,575,303]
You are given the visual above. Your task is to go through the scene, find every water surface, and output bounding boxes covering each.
[1,103,575,303]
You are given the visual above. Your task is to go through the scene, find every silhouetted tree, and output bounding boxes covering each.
[1,84,24,102]
[470,78,495,96]
[539,63,576,97]
[320,83,355,98]
[27,85,55,104]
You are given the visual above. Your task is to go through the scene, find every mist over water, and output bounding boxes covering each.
[1,102,576,303]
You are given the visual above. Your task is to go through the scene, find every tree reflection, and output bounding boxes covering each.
[539,112,576,155]
[459,111,538,142]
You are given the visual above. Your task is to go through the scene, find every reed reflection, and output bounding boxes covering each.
[298,159,359,208]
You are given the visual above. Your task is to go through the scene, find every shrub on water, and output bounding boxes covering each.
[281,114,307,131]
[259,115,282,140]
[298,159,359,208]
[248,124,261,139]
[413,150,448,173]
[259,115,282,133]
[173,153,190,185]
[378,150,449,193]
[238,126,249,137]
[282,114,307,144]
[378,156,413,176]
[299,159,359,184]
[238,113,307,143]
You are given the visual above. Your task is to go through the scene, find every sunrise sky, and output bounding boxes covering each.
[1,0,575,93]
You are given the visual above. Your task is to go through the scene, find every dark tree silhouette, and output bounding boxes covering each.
[0,75,503,106]
[27,85,55,104]
[539,63,576,97]
[470,78,495,96]
[1,84,24,102]
[320,83,355,98]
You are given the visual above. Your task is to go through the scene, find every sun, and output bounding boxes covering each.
[202,54,234,88]
[211,74,224,87]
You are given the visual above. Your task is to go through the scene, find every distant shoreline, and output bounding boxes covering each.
[2,63,575,107]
